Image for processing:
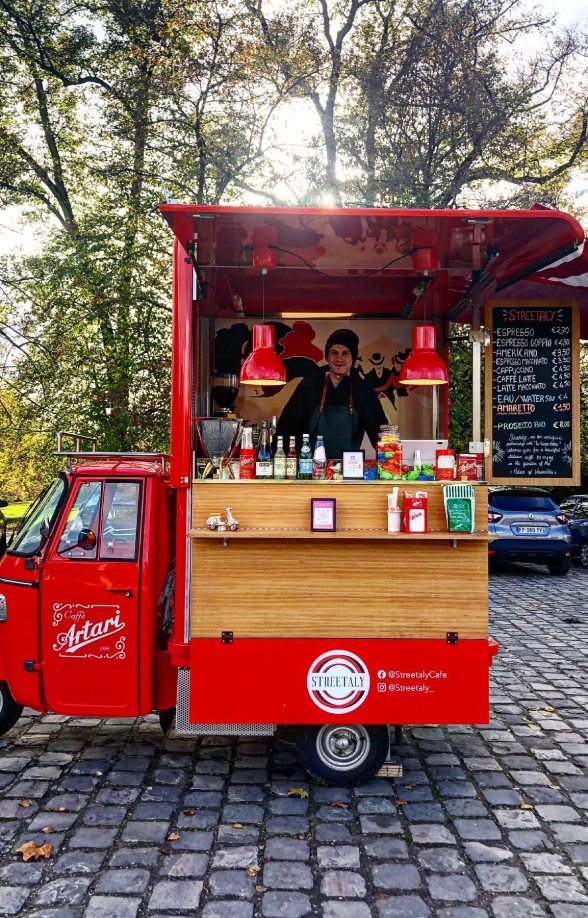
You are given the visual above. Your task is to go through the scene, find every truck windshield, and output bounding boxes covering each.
[9,476,67,557]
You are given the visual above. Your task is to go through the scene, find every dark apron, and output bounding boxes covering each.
[308,375,361,459]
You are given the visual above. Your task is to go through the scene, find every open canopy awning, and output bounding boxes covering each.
[160,203,588,337]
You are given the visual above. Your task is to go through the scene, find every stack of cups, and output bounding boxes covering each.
[387,488,402,532]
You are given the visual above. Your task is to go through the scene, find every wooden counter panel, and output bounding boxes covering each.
[190,538,488,639]
[192,481,488,533]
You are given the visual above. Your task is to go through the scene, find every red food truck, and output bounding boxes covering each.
[0,204,585,784]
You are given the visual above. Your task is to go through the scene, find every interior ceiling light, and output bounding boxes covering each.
[398,325,448,386]
[240,270,286,387]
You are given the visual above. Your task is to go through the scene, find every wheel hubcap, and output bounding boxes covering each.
[316,725,370,772]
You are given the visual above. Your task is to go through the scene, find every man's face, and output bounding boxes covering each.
[327,344,353,380]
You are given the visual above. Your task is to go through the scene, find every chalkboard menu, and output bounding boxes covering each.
[486,301,579,485]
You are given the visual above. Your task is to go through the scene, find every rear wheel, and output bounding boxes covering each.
[547,557,571,576]
[580,542,588,569]
[298,724,389,786]
[0,682,23,736]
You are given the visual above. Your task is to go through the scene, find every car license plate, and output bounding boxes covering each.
[514,525,548,535]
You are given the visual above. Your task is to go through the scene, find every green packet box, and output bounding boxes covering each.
[443,483,475,532]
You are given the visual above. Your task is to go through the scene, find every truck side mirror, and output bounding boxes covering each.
[77,528,97,552]
[0,499,8,508]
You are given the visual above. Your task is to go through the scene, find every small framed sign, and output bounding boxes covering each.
[342,450,365,480]
[311,498,337,532]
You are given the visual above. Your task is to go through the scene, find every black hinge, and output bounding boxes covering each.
[221,631,233,644]
[447,632,459,645]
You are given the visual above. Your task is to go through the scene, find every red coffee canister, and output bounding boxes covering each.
[435,448,455,481]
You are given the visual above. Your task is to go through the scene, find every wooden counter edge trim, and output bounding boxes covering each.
[188,527,490,540]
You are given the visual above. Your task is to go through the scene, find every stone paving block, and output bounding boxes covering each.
[35,877,91,905]
[321,871,366,898]
[52,851,105,875]
[85,895,141,917]
[372,863,422,890]
[260,891,311,917]
[376,894,430,916]
[203,904,254,918]
[411,824,457,845]
[490,897,548,917]
[95,868,150,894]
[317,845,360,869]
[148,879,203,910]
[322,903,371,918]
[454,819,502,841]
[213,845,260,870]
[0,886,30,915]
[427,875,477,902]
[534,874,588,902]
[418,847,465,872]
[473,864,528,892]
[263,861,313,889]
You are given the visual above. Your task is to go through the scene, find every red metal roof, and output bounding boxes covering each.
[69,460,166,477]
[161,204,588,336]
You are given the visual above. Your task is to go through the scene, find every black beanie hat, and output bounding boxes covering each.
[324,328,359,363]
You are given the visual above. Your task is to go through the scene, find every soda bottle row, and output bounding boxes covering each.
[239,423,326,480]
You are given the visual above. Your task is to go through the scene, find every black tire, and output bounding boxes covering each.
[547,557,571,576]
[158,707,176,734]
[579,542,588,570]
[0,682,23,736]
[297,724,389,786]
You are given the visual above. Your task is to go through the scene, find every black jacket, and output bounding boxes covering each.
[276,366,387,450]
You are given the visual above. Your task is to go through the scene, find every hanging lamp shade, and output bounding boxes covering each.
[399,324,448,386]
[240,324,286,386]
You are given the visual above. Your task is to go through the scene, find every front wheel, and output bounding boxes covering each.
[298,724,389,786]
[0,682,23,736]
[579,542,588,569]
[547,557,571,576]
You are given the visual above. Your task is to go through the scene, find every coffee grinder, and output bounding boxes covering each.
[210,373,239,417]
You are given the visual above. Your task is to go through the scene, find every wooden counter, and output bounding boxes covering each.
[190,481,488,640]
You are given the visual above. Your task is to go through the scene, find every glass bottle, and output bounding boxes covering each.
[312,434,327,480]
[286,436,298,479]
[298,434,312,479]
[255,422,273,478]
[273,436,287,479]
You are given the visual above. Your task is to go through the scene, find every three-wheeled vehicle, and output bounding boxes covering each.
[0,204,585,784]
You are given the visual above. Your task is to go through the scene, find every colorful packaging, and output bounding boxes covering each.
[435,449,455,481]
[457,454,477,481]
[403,491,428,533]
[443,483,475,532]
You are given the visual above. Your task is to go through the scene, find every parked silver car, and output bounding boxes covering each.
[488,488,572,576]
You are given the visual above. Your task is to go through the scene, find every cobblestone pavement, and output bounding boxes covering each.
[1,565,588,917]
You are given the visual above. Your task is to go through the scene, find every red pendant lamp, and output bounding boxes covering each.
[399,324,448,386]
[240,269,286,387]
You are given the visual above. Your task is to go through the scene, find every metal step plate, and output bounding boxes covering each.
[176,668,275,736]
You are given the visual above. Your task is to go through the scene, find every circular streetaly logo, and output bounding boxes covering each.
[307,650,370,714]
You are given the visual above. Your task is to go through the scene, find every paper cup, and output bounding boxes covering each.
[387,509,402,533]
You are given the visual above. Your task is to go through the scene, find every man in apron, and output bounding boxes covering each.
[277,329,388,459]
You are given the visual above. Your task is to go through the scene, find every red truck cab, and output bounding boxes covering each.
[0,457,176,732]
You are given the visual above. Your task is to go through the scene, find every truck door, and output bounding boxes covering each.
[40,477,144,715]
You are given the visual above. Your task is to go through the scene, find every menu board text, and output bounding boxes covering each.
[489,303,577,482]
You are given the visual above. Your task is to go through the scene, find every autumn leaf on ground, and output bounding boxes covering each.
[256,884,268,893]
[544,705,555,712]
[19,800,33,808]
[41,827,53,834]
[287,788,309,798]
[394,799,407,806]
[16,841,52,862]
[520,803,533,810]
[167,832,180,841]
[233,823,243,829]
[405,783,416,790]
[183,809,195,817]
[245,865,260,876]
[330,802,349,809]
[529,724,541,731]
[58,807,66,813]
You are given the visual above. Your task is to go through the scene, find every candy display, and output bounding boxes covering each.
[377,425,402,479]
